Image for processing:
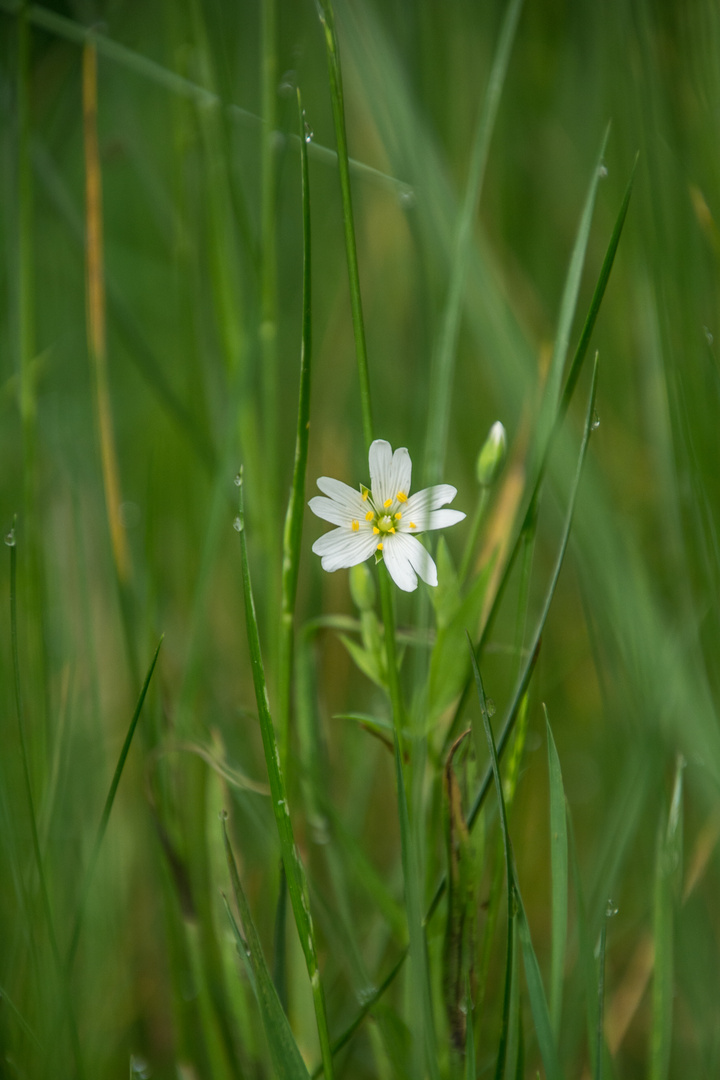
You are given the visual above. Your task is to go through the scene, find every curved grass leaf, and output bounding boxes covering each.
[223,826,311,1080]
[545,706,568,1038]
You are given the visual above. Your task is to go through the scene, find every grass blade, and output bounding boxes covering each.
[317,0,373,451]
[235,472,334,1080]
[66,637,163,972]
[545,706,568,1038]
[278,88,313,767]
[223,825,311,1080]
[466,639,514,1080]
[515,892,565,1080]
[424,0,525,484]
[393,732,440,1080]
[650,756,684,1080]
[595,919,607,1080]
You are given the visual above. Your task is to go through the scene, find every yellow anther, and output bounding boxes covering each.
[373,526,380,535]
[395,512,402,520]
[389,527,396,534]
[377,542,383,550]
[383,498,393,509]
[351,520,359,532]
[410,522,417,529]
[365,510,374,521]
[397,491,408,503]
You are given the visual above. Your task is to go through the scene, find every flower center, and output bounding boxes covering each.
[363,488,408,543]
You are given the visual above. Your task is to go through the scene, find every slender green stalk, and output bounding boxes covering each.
[9,526,85,1080]
[17,5,35,461]
[545,707,569,1039]
[423,0,525,485]
[65,637,163,972]
[318,0,373,451]
[260,0,278,505]
[459,487,490,583]
[235,473,334,1080]
[378,566,405,747]
[279,90,313,768]
[595,919,607,1080]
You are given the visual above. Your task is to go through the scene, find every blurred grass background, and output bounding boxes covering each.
[2,0,720,1077]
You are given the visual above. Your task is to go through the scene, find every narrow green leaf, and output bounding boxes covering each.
[442,731,475,1052]
[466,639,514,1080]
[465,977,476,1080]
[595,920,607,1080]
[278,87,313,767]
[222,825,311,1080]
[235,473,334,1079]
[424,0,525,484]
[567,810,599,1076]
[67,637,164,971]
[516,894,565,1080]
[394,735,440,1080]
[651,756,684,1080]
[545,706,569,1038]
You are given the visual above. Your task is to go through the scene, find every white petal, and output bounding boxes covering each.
[309,496,357,526]
[383,533,438,591]
[315,477,367,517]
[389,446,412,502]
[312,528,378,572]
[426,508,466,530]
[369,440,393,505]
[402,485,458,530]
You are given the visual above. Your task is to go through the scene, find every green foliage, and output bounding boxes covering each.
[1,0,720,1077]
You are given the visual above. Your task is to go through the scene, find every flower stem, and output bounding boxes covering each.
[459,486,490,583]
[379,566,405,752]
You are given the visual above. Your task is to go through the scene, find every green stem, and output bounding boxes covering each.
[378,566,405,751]
[279,90,313,769]
[236,475,334,1080]
[318,0,373,451]
[459,487,490,583]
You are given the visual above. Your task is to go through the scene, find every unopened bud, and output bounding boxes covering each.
[350,561,376,611]
[476,421,507,487]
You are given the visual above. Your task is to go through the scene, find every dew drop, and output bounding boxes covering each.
[218,809,228,821]
[704,325,714,345]
[357,985,377,1005]
[591,411,600,431]
[486,698,496,718]
[278,69,297,97]
[598,163,608,178]
[606,898,618,918]
[4,528,16,547]
[234,472,242,487]
[304,120,314,143]
[398,186,416,210]
[233,516,244,532]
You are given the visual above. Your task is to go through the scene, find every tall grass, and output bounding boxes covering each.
[1,1,720,1078]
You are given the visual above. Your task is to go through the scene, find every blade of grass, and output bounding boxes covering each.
[595,918,607,1080]
[8,524,85,1080]
[545,706,569,1039]
[260,0,279,544]
[424,0,525,485]
[465,639,515,1080]
[567,809,600,1076]
[515,891,565,1080]
[443,152,635,756]
[393,732,440,1080]
[222,825,311,1080]
[65,637,163,972]
[650,756,684,1080]
[279,89,313,768]
[317,0,373,451]
[235,471,334,1080]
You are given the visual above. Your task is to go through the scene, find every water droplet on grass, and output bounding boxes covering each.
[598,163,608,178]
[233,516,243,532]
[278,70,297,97]
[304,120,314,143]
[218,809,228,821]
[704,325,714,345]
[357,985,377,1005]
[591,411,600,431]
[4,529,15,547]
[234,472,242,486]
[606,898,618,917]
[486,698,496,717]
[398,186,416,209]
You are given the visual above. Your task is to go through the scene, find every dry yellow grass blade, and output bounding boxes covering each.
[83,42,131,585]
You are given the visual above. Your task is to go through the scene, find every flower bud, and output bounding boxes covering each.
[350,561,376,610]
[476,421,507,487]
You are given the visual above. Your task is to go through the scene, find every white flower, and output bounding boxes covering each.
[309,439,465,592]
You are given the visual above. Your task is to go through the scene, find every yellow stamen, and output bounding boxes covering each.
[351,520,359,532]
[397,491,408,503]
[377,542,383,550]
[410,522,417,529]
[365,510,374,521]
[395,512,402,520]
[383,498,393,509]
[389,527,396,534]
[373,526,380,535]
